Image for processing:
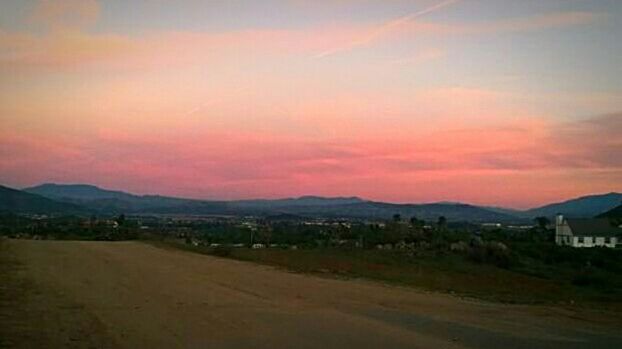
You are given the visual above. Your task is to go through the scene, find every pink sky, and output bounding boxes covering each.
[0,0,621,208]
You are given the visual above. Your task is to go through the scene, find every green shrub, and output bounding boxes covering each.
[466,243,512,269]
[211,245,233,257]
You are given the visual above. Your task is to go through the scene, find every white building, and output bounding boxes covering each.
[555,214,621,248]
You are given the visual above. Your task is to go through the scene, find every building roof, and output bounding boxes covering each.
[566,218,622,237]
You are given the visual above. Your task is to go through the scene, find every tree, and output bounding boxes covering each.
[534,216,550,230]
[116,214,126,226]
[392,214,402,222]
[383,224,406,244]
[257,226,273,245]
[437,216,447,230]
[410,216,424,228]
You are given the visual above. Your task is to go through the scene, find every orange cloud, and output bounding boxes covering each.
[0,2,604,75]
[0,30,132,71]
[0,2,616,207]
[29,0,100,31]
[2,113,619,207]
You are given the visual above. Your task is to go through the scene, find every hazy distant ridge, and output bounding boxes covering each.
[525,192,622,218]
[10,183,621,221]
[22,183,512,221]
[0,185,84,214]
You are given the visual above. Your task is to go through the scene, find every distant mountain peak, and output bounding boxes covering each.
[24,183,137,201]
[432,201,468,206]
[526,192,622,218]
[0,184,83,214]
[295,195,364,201]
[27,183,109,191]
[38,182,111,188]
[14,182,622,221]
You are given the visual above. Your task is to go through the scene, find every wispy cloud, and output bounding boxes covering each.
[0,0,618,207]
[386,47,445,66]
[0,0,604,75]
[313,0,459,58]
[2,112,620,206]
[311,9,604,59]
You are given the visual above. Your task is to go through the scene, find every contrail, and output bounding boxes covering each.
[314,0,459,59]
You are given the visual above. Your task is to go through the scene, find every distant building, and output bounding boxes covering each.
[555,214,621,248]
[481,223,502,229]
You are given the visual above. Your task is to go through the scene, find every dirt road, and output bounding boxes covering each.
[1,240,621,348]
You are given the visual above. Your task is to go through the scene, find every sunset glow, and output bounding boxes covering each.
[1,0,621,208]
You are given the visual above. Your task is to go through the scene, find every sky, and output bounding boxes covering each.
[0,0,621,208]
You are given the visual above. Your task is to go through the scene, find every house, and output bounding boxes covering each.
[555,214,621,248]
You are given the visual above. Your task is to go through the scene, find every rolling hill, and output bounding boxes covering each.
[19,183,621,221]
[23,183,518,221]
[0,185,84,214]
[24,183,207,213]
[525,192,622,218]
[266,201,518,222]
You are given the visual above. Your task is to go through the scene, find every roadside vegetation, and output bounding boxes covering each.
[2,212,622,307]
[149,239,622,306]
[0,213,138,241]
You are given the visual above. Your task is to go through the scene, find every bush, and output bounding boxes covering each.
[572,270,608,288]
[466,242,512,269]
[467,247,485,263]
[211,245,233,257]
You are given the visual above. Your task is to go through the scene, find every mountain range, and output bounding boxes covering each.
[523,192,622,218]
[0,183,619,222]
[20,184,515,222]
[0,185,84,214]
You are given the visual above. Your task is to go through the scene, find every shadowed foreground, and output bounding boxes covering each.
[1,240,621,349]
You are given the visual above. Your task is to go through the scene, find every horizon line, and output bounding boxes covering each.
[10,181,621,212]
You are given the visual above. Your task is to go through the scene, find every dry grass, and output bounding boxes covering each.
[148,239,622,308]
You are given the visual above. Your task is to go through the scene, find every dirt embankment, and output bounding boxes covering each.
[2,239,621,349]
